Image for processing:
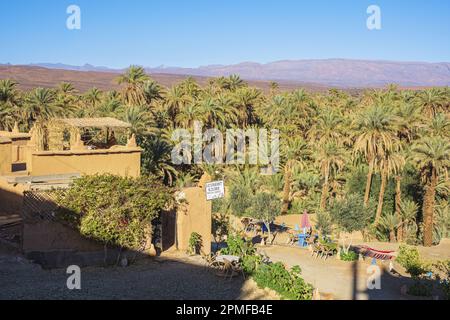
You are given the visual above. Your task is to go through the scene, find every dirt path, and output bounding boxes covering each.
[0,246,275,300]
[260,245,417,300]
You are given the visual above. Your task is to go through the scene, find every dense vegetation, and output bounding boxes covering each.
[54,174,174,250]
[0,65,448,246]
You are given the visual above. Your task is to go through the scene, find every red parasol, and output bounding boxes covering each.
[300,210,311,229]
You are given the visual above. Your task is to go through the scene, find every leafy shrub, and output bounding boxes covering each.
[55,174,174,250]
[396,245,431,278]
[315,211,333,235]
[221,234,259,273]
[407,282,433,297]
[340,250,359,262]
[249,192,281,238]
[212,212,230,243]
[188,232,203,255]
[329,194,374,233]
[253,263,313,300]
[433,260,450,300]
[229,185,253,217]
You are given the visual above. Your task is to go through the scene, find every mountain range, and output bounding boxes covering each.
[1,59,449,90]
[24,59,450,88]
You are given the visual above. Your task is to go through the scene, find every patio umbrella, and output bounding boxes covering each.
[300,210,311,229]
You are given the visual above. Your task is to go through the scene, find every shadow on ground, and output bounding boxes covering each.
[0,244,272,300]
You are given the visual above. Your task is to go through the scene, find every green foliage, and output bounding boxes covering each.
[55,174,173,250]
[340,250,359,262]
[221,234,256,257]
[433,260,450,300]
[250,192,281,225]
[396,245,431,278]
[315,211,333,235]
[407,282,433,297]
[329,193,374,233]
[221,234,260,274]
[253,263,313,300]
[188,232,203,255]
[212,212,230,243]
[229,184,253,217]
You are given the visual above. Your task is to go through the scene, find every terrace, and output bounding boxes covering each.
[0,117,141,178]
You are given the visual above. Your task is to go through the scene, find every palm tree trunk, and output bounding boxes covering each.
[423,169,437,247]
[375,167,387,224]
[364,158,375,207]
[389,230,396,243]
[395,175,403,242]
[281,164,291,214]
[320,169,329,210]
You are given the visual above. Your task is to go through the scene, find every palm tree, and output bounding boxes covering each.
[375,148,405,223]
[121,105,154,136]
[414,88,446,118]
[398,199,419,242]
[378,214,400,242]
[164,85,191,119]
[142,80,163,105]
[0,80,20,130]
[23,88,58,125]
[411,137,450,246]
[117,66,150,106]
[58,82,77,95]
[199,97,226,128]
[232,87,261,127]
[425,113,449,138]
[353,104,399,207]
[308,108,346,145]
[280,137,309,214]
[140,135,178,185]
[226,74,246,91]
[175,103,202,128]
[84,88,103,111]
[315,141,346,210]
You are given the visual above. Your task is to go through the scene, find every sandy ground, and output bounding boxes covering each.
[260,244,446,300]
[0,245,276,300]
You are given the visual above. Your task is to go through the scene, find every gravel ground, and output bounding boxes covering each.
[0,246,275,300]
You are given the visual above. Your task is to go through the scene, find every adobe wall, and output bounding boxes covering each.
[28,148,141,177]
[176,186,212,255]
[0,177,28,216]
[0,138,12,175]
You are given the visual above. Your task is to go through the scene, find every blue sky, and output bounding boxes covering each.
[0,0,449,68]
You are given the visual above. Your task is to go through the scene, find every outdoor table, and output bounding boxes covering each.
[215,255,240,263]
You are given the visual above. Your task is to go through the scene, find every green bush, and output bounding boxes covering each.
[315,211,333,235]
[407,282,433,297]
[340,250,359,262]
[221,234,260,274]
[253,263,313,300]
[396,245,431,278]
[433,260,450,300]
[329,194,374,233]
[55,174,174,250]
[188,232,203,255]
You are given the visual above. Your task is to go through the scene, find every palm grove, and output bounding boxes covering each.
[0,66,449,247]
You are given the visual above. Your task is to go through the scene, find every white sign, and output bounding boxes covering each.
[205,181,225,201]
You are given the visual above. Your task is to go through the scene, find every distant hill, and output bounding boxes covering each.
[1,58,449,92]
[146,59,450,87]
[0,65,330,93]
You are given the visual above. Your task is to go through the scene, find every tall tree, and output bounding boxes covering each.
[353,104,399,207]
[411,137,450,246]
[117,66,150,106]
